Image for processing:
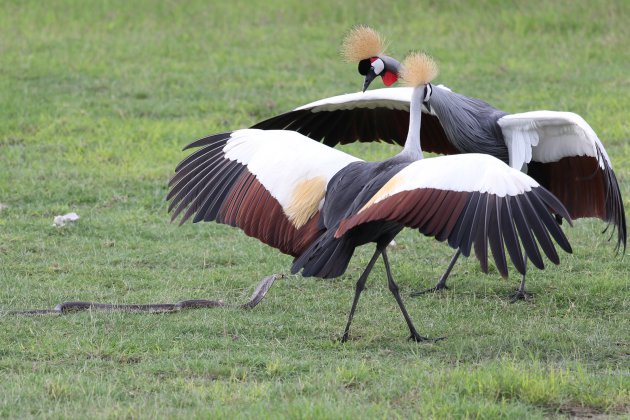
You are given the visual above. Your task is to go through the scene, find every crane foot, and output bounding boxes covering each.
[410,283,449,297]
[509,290,534,303]
[408,332,446,343]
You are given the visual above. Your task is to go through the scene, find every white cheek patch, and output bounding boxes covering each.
[371,58,385,75]
[424,84,432,102]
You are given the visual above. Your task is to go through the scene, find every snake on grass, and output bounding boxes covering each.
[2,274,280,316]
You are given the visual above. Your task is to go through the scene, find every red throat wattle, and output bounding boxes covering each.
[382,71,398,86]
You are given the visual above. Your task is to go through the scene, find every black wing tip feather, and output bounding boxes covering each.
[488,197,509,278]
[501,196,525,274]
[533,186,574,228]
[183,131,234,151]
[529,188,573,255]
[251,111,298,131]
[604,158,626,254]
[472,194,491,274]
[168,133,238,225]
[592,145,626,254]
[511,195,545,270]
[447,188,573,278]
[450,191,481,254]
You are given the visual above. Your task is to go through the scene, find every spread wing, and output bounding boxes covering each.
[252,87,624,252]
[168,129,361,257]
[336,153,573,277]
[498,111,626,251]
[251,87,458,155]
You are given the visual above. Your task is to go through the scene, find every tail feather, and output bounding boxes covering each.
[291,231,355,279]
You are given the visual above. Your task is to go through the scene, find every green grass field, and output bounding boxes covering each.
[1,0,629,417]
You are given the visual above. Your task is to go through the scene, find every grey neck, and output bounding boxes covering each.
[429,86,509,163]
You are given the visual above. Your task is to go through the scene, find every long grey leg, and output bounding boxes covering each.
[510,255,533,302]
[411,249,461,296]
[382,248,444,342]
[341,248,381,342]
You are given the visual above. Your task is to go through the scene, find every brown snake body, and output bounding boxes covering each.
[2,274,280,316]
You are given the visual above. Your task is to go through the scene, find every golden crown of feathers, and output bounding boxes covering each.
[401,52,438,86]
[341,25,387,62]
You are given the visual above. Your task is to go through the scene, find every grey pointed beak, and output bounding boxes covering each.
[362,68,377,92]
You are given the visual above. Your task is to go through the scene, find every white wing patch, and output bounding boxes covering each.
[223,129,361,218]
[501,119,539,170]
[294,87,413,112]
[292,86,448,115]
[498,111,610,170]
[364,154,538,210]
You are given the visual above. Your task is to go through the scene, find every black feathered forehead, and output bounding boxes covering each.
[358,58,372,76]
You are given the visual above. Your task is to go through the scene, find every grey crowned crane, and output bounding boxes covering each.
[168,53,573,341]
[252,26,625,300]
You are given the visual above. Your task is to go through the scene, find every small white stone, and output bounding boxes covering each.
[53,212,80,227]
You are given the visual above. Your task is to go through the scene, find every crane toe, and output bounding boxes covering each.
[410,283,450,296]
[408,333,446,343]
[509,290,534,303]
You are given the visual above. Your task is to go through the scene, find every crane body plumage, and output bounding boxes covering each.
[293,158,411,279]
[251,66,625,298]
[169,53,574,339]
